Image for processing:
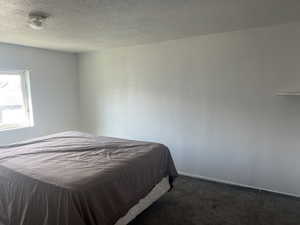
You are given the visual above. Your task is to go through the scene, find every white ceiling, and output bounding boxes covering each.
[1,0,300,52]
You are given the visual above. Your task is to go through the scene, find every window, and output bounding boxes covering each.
[0,71,33,131]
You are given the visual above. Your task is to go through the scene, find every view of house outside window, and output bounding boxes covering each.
[0,71,33,131]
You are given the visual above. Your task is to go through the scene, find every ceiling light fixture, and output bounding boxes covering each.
[28,12,49,30]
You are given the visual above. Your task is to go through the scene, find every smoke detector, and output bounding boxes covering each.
[29,12,49,30]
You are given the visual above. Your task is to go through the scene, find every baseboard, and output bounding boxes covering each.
[178,171,300,199]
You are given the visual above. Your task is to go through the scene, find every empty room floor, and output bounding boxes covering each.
[130,176,300,225]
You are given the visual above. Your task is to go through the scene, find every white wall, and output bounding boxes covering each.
[0,43,80,144]
[79,22,300,196]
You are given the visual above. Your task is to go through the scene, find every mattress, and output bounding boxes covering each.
[115,176,170,225]
[0,131,178,225]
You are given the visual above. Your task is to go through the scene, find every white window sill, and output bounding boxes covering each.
[0,124,33,132]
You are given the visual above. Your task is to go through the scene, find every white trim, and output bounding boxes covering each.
[276,91,300,96]
[21,70,34,126]
[179,171,300,199]
[0,124,31,132]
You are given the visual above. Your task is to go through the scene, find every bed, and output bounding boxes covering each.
[0,131,178,225]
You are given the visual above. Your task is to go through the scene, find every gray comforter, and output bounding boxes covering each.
[0,131,177,225]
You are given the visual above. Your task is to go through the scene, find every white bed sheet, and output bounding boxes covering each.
[115,177,170,225]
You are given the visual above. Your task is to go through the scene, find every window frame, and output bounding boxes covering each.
[0,70,34,132]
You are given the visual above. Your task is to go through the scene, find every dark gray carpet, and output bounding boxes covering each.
[129,176,300,225]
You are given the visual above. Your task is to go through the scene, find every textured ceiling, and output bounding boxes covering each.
[1,0,300,52]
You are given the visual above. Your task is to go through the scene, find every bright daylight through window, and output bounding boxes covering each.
[0,71,33,131]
